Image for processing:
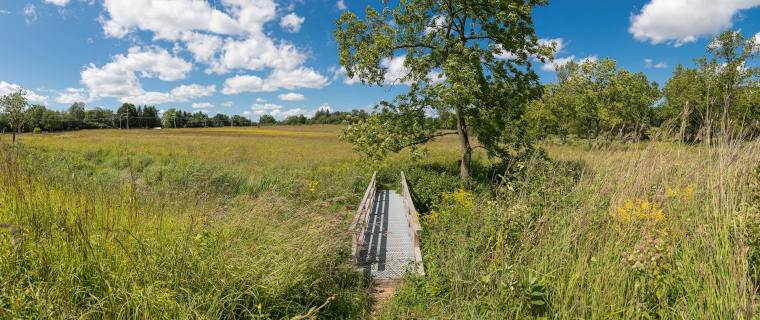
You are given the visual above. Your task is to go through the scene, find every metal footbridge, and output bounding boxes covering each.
[349,172,424,278]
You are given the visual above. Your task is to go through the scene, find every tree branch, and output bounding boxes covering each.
[400,131,459,149]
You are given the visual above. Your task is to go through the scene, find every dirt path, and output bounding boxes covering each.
[369,279,402,318]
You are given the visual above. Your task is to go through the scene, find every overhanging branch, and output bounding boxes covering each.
[399,131,459,149]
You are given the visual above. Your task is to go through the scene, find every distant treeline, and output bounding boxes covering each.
[0,102,409,132]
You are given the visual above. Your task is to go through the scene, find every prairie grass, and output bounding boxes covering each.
[382,134,760,319]
[5,125,757,319]
[0,126,459,319]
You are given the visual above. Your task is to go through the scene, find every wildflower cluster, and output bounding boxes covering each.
[613,199,666,223]
[621,235,683,317]
[425,188,473,226]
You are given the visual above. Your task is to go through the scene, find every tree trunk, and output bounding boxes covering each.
[455,106,471,180]
[12,130,16,144]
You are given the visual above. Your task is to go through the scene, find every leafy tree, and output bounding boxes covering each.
[161,108,177,128]
[68,102,86,120]
[41,109,61,131]
[335,0,553,179]
[523,99,555,144]
[259,114,276,125]
[573,58,620,148]
[0,87,29,143]
[707,30,759,131]
[24,104,47,131]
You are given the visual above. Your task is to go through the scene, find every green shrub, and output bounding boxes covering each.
[33,127,41,134]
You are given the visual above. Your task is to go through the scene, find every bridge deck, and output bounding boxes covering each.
[357,190,417,278]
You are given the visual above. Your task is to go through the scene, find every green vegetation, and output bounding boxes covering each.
[1,2,760,318]
[335,0,552,179]
[0,127,405,318]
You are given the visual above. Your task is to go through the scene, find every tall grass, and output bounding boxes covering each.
[0,126,426,318]
[383,129,760,318]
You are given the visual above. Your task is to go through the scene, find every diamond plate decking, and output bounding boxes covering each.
[357,190,418,278]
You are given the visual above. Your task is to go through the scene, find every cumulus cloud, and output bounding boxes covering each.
[538,38,566,54]
[118,84,215,104]
[335,0,347,11]
[242,111,252,116]
[629,0,760,47]
[221,67,329,94]
[43,0,70,6]
[80,46,192,97]
[279,13,304,33]
[317,102,332,113]
[0,81,50,104]
[251,103,284,110]
[256,98,267,102]
[192,102,214,109]
[89,0,329,102]
[654,61,669,68]
[278,92,306,101]
[644,59,653,68]
[98,0,317,77]
[55,91,100,104]
[271,108,308,118]
[221,101,235,107]
[341,55,443,86]
[541,54,598,72]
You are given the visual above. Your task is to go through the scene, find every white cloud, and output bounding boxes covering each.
[317,103,332,113]
[541,55,598,72]
[278,92,306,101]
[222,67,329,94]
[253,110,267,115]
[654,61,669,68]
[251,103,283,110]
[55,92,100,104]
[100,0,266,39]
[170,84,216,99]
[43,0,70,6]
[192,102,214,109]
[280,13,304,33]
[629,0,760,47]
[271,108,308,118]
[80,46,192,97]
[335,0,347,11]
[221,101,235,107]
[0,10,10,14]
[242,111,252,116]
[537,38,566,54]
[341,55,443,86]
[644,59,653,68]
[98,0,308,77]
[256,98,267,102]
[24,4,36,24]
[0,81,50,104]
[118,84,215,104]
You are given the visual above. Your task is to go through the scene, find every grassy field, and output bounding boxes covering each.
[1,126,759,319]
[0,126,459,319]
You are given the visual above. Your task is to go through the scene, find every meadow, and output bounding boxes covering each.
[1,126,759,319]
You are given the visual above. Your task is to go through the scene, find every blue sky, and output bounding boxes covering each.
[1,0,759,120]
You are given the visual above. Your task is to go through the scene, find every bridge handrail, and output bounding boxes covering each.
[400,171,425,276]
[349,171,377,262]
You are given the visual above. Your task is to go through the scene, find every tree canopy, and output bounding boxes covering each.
[335,0,553,179]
